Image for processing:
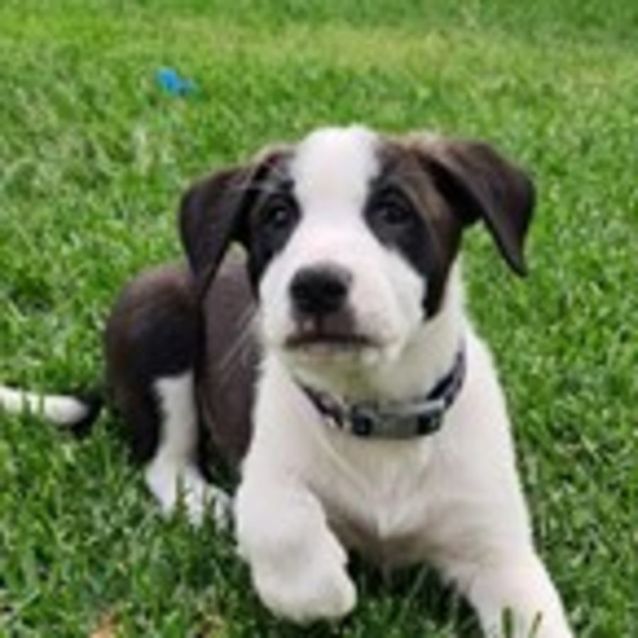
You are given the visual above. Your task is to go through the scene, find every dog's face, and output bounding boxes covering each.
[252,128,465,368]
[180,126,534,370]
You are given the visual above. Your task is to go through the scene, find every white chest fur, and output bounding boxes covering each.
[242,326,531,568]
[316,432,437,566]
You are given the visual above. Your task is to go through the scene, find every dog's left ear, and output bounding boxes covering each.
[417,137,535,275]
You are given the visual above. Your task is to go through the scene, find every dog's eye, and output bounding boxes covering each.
[260,197,298,232]
[369,190,415,228]
[267,207,293,229]
[375,203,411,226]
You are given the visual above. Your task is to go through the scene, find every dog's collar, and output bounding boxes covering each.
[299,345,466,439]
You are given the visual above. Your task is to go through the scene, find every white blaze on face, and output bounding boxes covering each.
[291,126,379,211]
[258,126,426,364]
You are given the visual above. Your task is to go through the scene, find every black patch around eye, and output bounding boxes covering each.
[365,186,418,240]
[247,191,300,290]
[258,194,299,232]
[364,183,442,317]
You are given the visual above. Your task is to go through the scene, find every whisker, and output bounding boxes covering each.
[215,306,258,387]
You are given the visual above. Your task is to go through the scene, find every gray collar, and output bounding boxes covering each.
[300,346,466,439]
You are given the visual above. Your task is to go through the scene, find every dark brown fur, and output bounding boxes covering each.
[105,254,256,474]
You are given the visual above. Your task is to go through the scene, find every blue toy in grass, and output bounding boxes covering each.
[155,67,196,97]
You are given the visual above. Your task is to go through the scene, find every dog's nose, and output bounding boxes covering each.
[290,264,352,317]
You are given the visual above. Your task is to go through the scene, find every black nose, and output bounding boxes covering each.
[290,264,352,317]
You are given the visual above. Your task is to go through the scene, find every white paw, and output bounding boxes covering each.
[488,612,573,638]
[235,480,354,623]
[209,484,233,530]
[145,460,232,528]
[253,556,357,624]
[180,467,233,528]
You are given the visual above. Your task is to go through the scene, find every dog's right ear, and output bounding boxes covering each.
[179,165,254,299]
[180,151,284,297]
[179,148,290,299]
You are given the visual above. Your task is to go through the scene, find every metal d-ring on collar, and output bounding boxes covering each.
[300,345,467,439]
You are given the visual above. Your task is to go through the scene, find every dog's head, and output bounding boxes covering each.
[180,126,534,371]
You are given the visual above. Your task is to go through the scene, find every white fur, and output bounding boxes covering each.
[0,385,89,425]
[147,372,230,527]
[235,127,572,636]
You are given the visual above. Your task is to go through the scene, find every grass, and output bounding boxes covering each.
[1,1,636,635]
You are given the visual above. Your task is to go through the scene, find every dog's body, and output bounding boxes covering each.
[1,126,572,636]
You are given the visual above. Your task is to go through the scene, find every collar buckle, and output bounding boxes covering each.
[350,406,376,437]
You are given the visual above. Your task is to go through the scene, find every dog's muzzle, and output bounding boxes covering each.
[286,263,373,349]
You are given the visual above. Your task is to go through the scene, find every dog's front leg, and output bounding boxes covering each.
[235,476,356,623]
[450,550,572,638]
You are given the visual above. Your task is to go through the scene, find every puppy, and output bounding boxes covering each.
[0,126,573,637]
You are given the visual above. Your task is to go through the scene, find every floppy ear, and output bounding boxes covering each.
[179,165,254,299]
[179,147,291,299]
[418,137,535,275]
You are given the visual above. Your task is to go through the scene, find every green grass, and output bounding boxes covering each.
[1,1,636,635]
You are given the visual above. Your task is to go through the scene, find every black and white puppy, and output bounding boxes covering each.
[0,126,572,637]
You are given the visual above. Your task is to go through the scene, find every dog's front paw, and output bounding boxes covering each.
[235,478,355,623]
[253,557,356,624]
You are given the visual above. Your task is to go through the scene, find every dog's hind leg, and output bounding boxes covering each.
[147,371,230,526]
[105,264,229,526]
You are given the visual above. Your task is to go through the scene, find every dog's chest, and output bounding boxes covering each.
[315,434,436,565]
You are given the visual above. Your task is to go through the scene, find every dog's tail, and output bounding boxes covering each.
[0,384,104,436]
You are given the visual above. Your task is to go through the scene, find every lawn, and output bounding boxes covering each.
[0,1,636,636]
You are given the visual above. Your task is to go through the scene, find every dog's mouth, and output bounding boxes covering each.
[285,331,375,351]
[282,311,382,355]
[284,315,377,351]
